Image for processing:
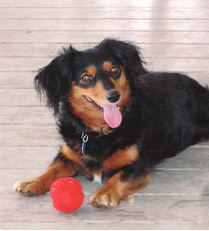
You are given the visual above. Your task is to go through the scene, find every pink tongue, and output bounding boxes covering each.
[102,104,122,128]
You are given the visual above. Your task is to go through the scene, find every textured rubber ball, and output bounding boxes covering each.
[50,177,84,212]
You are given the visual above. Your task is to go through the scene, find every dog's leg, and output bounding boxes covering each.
[14,143,82,197]
[89,170,151,208]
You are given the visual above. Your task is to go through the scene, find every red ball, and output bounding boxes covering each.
[50,177,84,213]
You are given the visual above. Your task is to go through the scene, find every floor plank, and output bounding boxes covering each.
[1,19,209,31]
[0,72,35,89]
[2,31,209,44]
[1,8,209,20]
[0,124,60,147]
[0,106,54,125]
[2,44,209,58]
[1,0,209,8]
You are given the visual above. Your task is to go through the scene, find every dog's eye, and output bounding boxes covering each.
[80,74,93,84]
[110,66,118,74]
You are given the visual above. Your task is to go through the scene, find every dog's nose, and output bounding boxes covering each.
[105,91,121,103]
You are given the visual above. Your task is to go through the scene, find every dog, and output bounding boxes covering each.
[14,39,209,208]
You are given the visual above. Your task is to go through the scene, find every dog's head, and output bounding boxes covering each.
[35,39,146,132]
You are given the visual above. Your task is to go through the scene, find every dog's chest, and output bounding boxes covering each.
[93,171,102,184]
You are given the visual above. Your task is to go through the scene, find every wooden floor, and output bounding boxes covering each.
[1,0,209,229]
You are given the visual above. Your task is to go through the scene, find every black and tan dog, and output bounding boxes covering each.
[14,39,209,208]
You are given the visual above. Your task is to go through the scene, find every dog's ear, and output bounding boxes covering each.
[99,39,147,77]
[34,46,76,114]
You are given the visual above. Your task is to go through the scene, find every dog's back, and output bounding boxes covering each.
[134,72,209,163]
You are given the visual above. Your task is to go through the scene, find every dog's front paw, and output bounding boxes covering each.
[89,188,120,208]
[13,180,48,197]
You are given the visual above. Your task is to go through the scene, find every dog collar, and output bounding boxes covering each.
[81,132,88,155]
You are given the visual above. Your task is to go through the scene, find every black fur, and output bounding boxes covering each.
[35,38,209,182]
[34,46,76,114]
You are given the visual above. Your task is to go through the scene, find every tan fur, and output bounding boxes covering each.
[103,61,112,72]
[61,142,82,165]
[85,66,97,77]
[89,171,151,208]
[13,160,76,196]
[103,145,138,171]
[69,65,131,133]
[69,81,109,133]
